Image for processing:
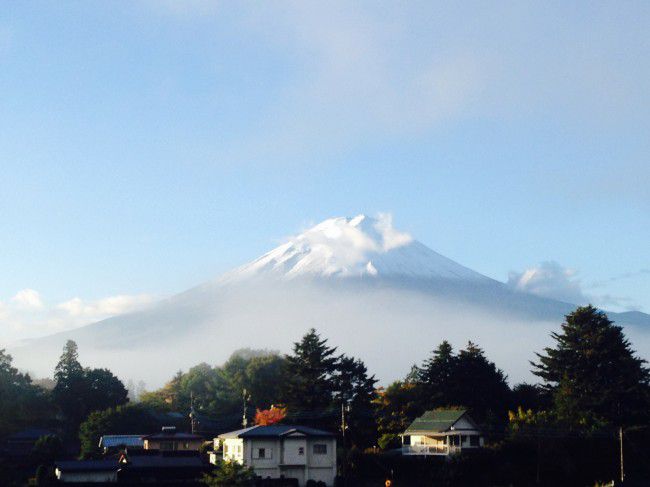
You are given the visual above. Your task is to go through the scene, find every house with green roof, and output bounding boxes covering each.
[401,408,484,456]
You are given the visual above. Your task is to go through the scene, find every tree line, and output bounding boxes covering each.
[1,305,649,484]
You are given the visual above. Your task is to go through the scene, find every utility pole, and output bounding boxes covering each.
[340,401,347,441]
[242,388,250,428]
[189,391,197,435]
[619,426,624,484]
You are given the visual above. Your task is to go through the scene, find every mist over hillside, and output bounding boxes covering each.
[10,215,650,388]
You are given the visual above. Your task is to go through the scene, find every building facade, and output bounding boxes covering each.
[402,409,484,456]
[142,426,203,452]
[216,425,337,486]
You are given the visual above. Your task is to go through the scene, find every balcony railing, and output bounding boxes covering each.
[402,444,452,456]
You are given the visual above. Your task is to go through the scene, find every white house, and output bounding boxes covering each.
[401,409,484,456]
[214,425,337,486]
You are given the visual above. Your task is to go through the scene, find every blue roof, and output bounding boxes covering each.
[99,435,144,448]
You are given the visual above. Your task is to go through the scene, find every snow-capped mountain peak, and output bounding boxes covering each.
[223,214,490,282]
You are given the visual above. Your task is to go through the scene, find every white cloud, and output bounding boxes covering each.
[11,289,43,309]
[507,261,588,305]
[0,290,159,345]
[57,294,156,320]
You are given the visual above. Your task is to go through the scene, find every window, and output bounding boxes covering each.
[313,444,327,455]
[298,447,304,456]
[160,441,175,451]
[254,447,272,459]
[224,444,229,454]
[470,436,480,447]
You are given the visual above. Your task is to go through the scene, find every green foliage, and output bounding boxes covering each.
[141,352,288,423]
[532,305,650,428]
[201,460,256,486]
[415,340,511,426]
[31,435,62,465]
[78,404,160,458]
[52,340,129,433]
[510,383,550,411]
[0,349,52,437]
[374,381,423,449]
[333,355,378,448]
[284,328,340,414]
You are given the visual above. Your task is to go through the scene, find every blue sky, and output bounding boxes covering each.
[1,1,649,342]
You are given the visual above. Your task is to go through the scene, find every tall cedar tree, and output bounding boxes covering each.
[284,328,340,423]
[532,305,650,428]
[333,355,378,448]
[52,340,88,427]
[53,340,128,431]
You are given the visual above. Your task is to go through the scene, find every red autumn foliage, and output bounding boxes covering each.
[254,405,287,426]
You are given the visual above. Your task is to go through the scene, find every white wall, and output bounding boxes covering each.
[56,470,117,483]
[222,438,245,464]
[282,437,307,465]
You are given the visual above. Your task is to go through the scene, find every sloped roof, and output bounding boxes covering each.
[142,431,202,441]
[55,460,117,472]
[219,425,334,439]
[122,455,205,469]
[404,409,471,434]
[99,435,145,448]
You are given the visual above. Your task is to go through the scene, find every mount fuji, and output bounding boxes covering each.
[11,215,650,386]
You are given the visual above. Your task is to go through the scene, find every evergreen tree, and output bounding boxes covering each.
[0,349,51,436]
[283,329,340,423]
[52,340,88,427]
[333,355,378,448]
[451,341,511,425]
[417,340,456,407]
[84,368,128,413]
[52,341,130,431]
[532,305,650,428]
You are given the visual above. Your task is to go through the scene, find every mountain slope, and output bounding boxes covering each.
[222,215,492,282]
[11,215,650,386]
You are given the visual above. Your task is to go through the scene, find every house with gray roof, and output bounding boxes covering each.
[215,425,337,487]
[99,434,144,453]
[401,408,484,456]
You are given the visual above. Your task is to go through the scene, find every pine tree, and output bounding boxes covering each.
[532,305,650,428]
[283,329,340,423]
[333,355,378,448]
[417,340,456,407]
